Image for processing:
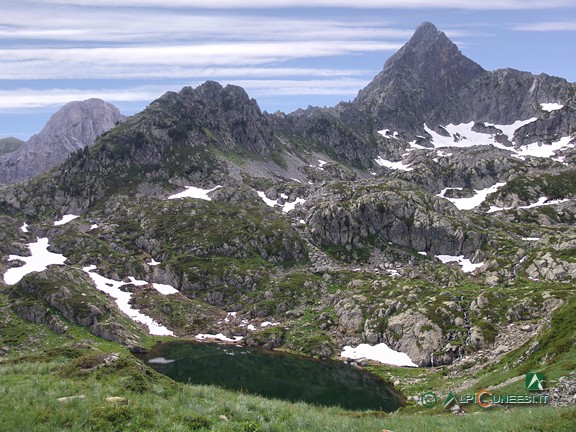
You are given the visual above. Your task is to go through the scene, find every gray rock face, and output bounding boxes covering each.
[384,309,444,367]
[0,99,124,184]
[306,180,484,258]
[8,267,140,346]
[355,22,486,134]
[351,22,576,140]
[0,137,24,156]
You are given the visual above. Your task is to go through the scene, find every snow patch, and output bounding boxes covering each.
[485,118,538,142]
[377,129,400,140]
[436,150,452,158]
[148,357,175,364]
[419,119,572,160]
[147,258,161,266]
[168,185,222,201]
[423,122,502,149]
[435,255,484,273]
[20,223,28,233]
[256,191,306,213]
[541,103,564,112]
[195,333,243,342]
[224,312,237,323]
[374,156,413,171]
[89,224,99,230]
[514,136,574,159]
[260,321,280,327]
[83,266,174,336]
[54,214,80,226]
[438,182,506,210]
[151,282,179,295]
[3,237,67,285]
[341,343,417,367]
[488,197,569,213]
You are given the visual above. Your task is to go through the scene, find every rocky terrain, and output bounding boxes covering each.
[0,98,124,184]
[0,21,575,407]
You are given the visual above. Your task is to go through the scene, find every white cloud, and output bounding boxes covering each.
[0,79,371,111]
[0,87,168,110]
[513,21,576,31]
[32,0,576,9]
[2,5,413,43]
[0,41,400,80]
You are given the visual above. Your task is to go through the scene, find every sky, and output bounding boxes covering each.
[0,0,575,140]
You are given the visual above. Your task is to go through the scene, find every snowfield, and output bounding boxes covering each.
[541,103,564,112]
[3,238,67,285]
[341,343,418,367]
[374,156,413,171]
[54,214,80,226]
[435,254,484,273]
[404,119,573,160]
[488,197,570,213]
[195,333,243,342]
[437,182,506,210]
[168,185,222,200]
[83,265,176,336]
[257,191,306,213]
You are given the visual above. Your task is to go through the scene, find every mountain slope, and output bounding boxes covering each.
[0,23,575,377]
[0,99,124,184]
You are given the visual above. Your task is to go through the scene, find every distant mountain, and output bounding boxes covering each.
[0,99,125,184]
[0,137,24,156]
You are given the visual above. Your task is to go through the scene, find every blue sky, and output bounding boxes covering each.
[1,0,575,140]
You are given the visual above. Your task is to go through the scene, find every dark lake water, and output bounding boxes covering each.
[139,341,405,411]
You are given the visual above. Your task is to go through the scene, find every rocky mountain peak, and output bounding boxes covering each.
[0,98,124,184]
[354,23,487,133]
[39,98,122,140]
[179,81,261,114]
[382,21,485,80]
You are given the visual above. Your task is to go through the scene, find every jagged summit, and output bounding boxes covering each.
[352,22,574,134]
[354,22,487,133]
[383,21,484,76]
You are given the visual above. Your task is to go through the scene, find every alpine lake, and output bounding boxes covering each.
[138,341,406,411]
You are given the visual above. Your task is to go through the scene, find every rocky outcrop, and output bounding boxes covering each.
[526,252,576,281]
[546,372,576,407]
[11,302,68,334]
[0,99,124,184]
[384,310,444,367]
[8,267,140,346]
[334,298,364,334]
[306,180,485,259]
